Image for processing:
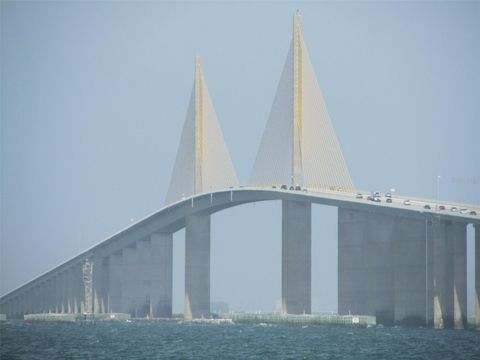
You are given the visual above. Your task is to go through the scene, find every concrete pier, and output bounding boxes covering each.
[133,234,173,318]
[121,246,139,316]
[60,271,67,313]
[364,212,395,325]
[450,222,467,329]
[394,217,429,326]
[185,214,210,319]
[108,252,123,313]
[150,233,173,317]
[338,208,367,316]
[68,265,81,313]
[282,200,311,315]
[432,221,453,329]
[92,255,107,314]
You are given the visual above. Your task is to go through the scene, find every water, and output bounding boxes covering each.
[1,320,479,359]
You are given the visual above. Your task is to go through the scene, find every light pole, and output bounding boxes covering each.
[436,175,441,213]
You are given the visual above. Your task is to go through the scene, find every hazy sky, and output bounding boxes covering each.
[1,1,479,314]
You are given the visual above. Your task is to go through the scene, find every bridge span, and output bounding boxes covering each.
[2,13,478,329]
[1,187,479,329]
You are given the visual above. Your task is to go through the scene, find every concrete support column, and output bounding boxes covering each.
[394,217,429,326]
[21,294,26,316]
[1,301,6,317]
[450,222,467,329]
[108,252,123,313]
[92,255,107,314]
[33,287,39,314]
[68,266,79,313]
[54,275,60,313]
[475,224,480,330]
[18,294,24,317]
[47,279,54,313]
[53,276,60,313]
[282,200,311,315]
[135,239,154,317]
[365,212,396,325]
[122,246,139,316]
[12,296,18,318]
[29,289,35,314]
[66,268,73,313]
[59,273,65,313]
[43,281,49,313]
[25,290,32,315]
[185,214,210,319]
[76,263,85,313]
[154,233,173,318]
[62,271,69,313]
[432,220,453,329]
[338,208,368,315]
[38,282,45,313]
[135,233,173,318]
[24,290,29,315]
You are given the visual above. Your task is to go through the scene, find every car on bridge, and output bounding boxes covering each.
[356,193,363,199]
[470,210,477,216]
[403,200,411,206]
[281,185,288,190]
[424,204,431,210]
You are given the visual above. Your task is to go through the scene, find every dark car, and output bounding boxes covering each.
[470,210,477,216]
[439,205,446,210]
[424,204,431,210]
[281,184,288,190]
[294,185,302,191]
[289,186,294,190]
[367,196,374,201]
[386,198,392,203]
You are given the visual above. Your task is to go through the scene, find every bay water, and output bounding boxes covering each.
[1,320,479,359]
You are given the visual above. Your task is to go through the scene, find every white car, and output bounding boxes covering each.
[403,199,411,206]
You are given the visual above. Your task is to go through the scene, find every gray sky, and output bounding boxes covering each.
[1,1,479,314]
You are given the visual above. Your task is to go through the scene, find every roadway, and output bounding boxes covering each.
[1,186,479,301]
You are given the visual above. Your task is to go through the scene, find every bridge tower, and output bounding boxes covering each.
[250,12,356,315]
[250,13,354,192]
[165,56,238,205]
[166,57,238,319]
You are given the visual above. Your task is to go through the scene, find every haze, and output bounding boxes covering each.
[1,1,479,315]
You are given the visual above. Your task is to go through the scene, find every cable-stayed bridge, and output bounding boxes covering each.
[1,14,479,329]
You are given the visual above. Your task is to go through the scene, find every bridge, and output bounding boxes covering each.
[1,14,479,329]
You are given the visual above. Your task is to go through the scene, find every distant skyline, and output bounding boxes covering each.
[1,1,479,314]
